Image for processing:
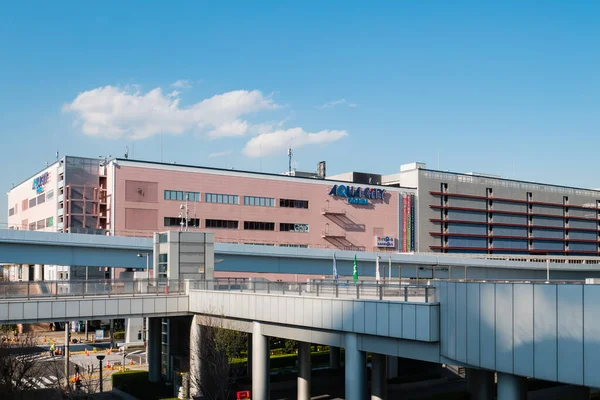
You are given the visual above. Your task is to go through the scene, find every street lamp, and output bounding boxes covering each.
[96,355,105,393]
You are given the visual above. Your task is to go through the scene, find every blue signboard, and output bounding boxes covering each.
[32,172,50,194]
[329,185,385,205]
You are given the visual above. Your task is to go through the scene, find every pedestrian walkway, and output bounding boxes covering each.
[15,352,64,363]
[15,375,60,389]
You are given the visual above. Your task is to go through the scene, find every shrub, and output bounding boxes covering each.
[113,331,125,340]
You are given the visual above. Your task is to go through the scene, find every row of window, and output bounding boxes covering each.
[27,217,54,231]
[163,190,201,202]
[163,217,309,232]
[12,190,55,216]
[163,190,308,209]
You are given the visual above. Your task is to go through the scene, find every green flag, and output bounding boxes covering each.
[353,254,359,283]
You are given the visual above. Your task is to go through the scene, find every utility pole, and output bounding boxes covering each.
[64,323,70,385]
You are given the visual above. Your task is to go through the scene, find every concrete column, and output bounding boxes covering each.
[148,317,162,383]
[371,353,387,400]
[466,368,494,400]
[34,264,43,281]
[189,316,203,398]
[497,372,526,400]
[330,346,341,370]
[387,356,398,379]
[247,333,252,377]
[298,341,311,400]
[345,333,366,400]
[252,322,270,400]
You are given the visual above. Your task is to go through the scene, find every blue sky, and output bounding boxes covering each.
[2,1,600,223]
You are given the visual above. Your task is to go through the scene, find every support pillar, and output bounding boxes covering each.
[252,322,270,400]
[189,316,203,398]
[34,264,43,281]
[148,317,162,383]
[497,372,526,400]
[371,353,387,400]
[64,323,70,384]
[466,368,494,400]
[330,346,341,370]
[298,341,311,400]
[247,333,252,377]
[345,333,366,400]
[386,356,398,379]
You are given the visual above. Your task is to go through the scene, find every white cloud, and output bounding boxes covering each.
[63,86,279,139]
[207,120,249,138]
[170,79,191,89]
[208,150,232,158]
[242,128,348,158]
[317,99,357,109]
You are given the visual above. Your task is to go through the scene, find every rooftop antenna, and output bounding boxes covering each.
[56,151,59,160]
[288,147,293,175]
[125,146,129,159]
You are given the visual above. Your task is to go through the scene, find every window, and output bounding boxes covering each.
[36,219,45,230]
[244,196,275,207]
[37,194,45,205]
[22,199,28,212]
[279,223,309,233]
[279,198,309,209]
[164,217,200,227]
[46,190,54,201]
[165,190,200,202]
[158,233,168,243]
[205,219,239,229]
[8,208,14,216]
[158,253,168,278]
[206,193,239,204]
[29,222,36,231]
[46,217,53,227]
[185,192,201,202]
[243,221,275,231]
[29,198,36,208]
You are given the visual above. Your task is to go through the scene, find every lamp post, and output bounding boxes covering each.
[96,355,105,393]
[137,253,150,360]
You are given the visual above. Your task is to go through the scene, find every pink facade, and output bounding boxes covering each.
[112,160,412,252]
[7,163,59,232]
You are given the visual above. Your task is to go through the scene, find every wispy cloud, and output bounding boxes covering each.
[243,128,348,158]
[63,86,279,139]
[208,150,232,158]
[170,79,192,89]
[64,82,348,157]
[317,98,357,109]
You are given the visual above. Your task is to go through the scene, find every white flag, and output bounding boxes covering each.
[375,255,381,282]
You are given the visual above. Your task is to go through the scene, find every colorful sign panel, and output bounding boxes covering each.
[401,193,416,252]
[329,185,385,205]
[375,236,395,248]
[32,172,50,194]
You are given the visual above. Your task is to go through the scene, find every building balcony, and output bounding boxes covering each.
[58,194,64,203]
[58,179,64,189]
[321,230,346,239]
[321,208,346,216]
[57,208,64,217]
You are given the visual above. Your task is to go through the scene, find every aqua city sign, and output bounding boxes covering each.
[328,185,385,205]
[32,172,50,194]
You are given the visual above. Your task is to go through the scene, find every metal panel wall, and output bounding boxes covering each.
[438,281,600,387]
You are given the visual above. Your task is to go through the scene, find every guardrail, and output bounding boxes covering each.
[0,279,185,300]
[190,279,436,303]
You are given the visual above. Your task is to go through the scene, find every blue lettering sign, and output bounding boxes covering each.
[329,185,385,204]
[32,172,50,194]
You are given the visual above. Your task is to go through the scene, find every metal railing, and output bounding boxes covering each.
[0,279,185,300]
[190,279,436,303]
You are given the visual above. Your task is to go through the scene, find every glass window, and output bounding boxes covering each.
[176,191,183,201]
[46,190,54,201]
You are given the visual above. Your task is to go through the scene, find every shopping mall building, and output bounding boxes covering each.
[7,156,600,258]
